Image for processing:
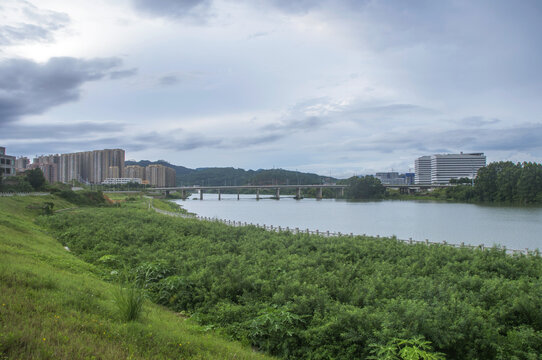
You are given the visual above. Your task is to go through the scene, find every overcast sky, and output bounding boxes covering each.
[1,0,541,177]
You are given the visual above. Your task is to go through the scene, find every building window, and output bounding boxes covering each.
[0,159,5,164]
[6,159,11,165]
[5,168,10,174]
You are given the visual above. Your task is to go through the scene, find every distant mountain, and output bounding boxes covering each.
[125,160,336,186]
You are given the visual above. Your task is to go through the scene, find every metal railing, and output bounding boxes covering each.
[147,199,538,256]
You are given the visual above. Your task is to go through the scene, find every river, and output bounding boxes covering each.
[174,195,542,250]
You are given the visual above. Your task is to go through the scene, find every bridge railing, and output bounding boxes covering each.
[147,200,536,256]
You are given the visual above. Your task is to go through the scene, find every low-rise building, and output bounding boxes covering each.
[0,147,16,178]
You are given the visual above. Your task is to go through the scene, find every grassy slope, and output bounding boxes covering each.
[0,195,273,360]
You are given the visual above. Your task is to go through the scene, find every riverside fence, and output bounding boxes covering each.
[0,192,50,197]
[148,199,538,257]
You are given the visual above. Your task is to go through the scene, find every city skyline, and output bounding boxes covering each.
[1,1,541,177]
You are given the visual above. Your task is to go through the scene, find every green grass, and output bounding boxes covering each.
[0,195,274,360]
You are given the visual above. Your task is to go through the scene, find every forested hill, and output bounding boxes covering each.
[125,160,335,186]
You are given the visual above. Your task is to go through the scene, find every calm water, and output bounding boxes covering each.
[174,195,542,250]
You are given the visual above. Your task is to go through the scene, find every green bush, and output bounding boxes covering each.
[43,207,542,359]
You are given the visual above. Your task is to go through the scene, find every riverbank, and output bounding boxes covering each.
[38,194,542,360]
[0,194,275,360]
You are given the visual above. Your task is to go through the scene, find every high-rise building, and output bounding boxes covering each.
[15,157,30,172]
[415,153,486,184]
[125,165,145,180]
[144,164,176,187]
[430,153,486,184]
[0,147,16,178]
[34,148,125,184]
[415,156,432,184]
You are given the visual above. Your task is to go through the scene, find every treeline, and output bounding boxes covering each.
[42,206,542,359]
[126,160,334,186]
[442,162,542,204]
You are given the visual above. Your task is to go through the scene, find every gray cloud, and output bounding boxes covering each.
[109,68,138,80]
[5,137,127,157]
[158,75,180,86]
[0,57,129,124]
[0,1,70,46]
[262,116,325,132]
[339,124,542,155]
[461,116,501,127]
[131,0,211,21]
[0,122,125,139]
[263,0,326,14]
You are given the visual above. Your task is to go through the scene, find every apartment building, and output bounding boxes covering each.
[144,164,176,187]
[33,149,125,184]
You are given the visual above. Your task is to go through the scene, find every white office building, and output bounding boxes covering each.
[430,153,486,184]
[415,153,486,184]
[415,156,432,184]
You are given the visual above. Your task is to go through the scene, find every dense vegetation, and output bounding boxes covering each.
[126,160,334,186]
[0,168,46,192]
[433,162,542,204]
[0,195,274,360]
[42,201,542,359]
[344,176,386,200]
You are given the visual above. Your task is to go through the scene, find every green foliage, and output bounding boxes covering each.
[345,176,386,199]
[51,188,107,206]
[24,168,46,190]
[41,204,542,359]
[0,175,33,192]
[369,338,446,360]
[247,305,304,357]
[0,195,275,360]
[425,161,542,204]
[112,285,146,322]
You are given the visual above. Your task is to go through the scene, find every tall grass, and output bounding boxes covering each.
[113,285,145,322]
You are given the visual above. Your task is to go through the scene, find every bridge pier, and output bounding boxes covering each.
[340,188,344,197]
[237,191,240,200]
[256,189,260,200]
[218,190,221,200]
[317,187,323,200]
[200,190,203,200]
[295,187,302,199]
[181,190,185,199]
[165,190,170,197]
[275,188,280,200]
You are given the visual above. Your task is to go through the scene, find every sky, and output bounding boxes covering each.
[0,0,541,177]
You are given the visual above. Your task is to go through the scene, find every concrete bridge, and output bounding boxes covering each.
[153,184,348,200]
[382,184,456,194]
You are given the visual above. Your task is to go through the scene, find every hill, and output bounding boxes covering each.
[125,160,335,186]
[0,194,274,360]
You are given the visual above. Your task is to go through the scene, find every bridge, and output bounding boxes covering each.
[153,184,348,200]
[382,183,456,194]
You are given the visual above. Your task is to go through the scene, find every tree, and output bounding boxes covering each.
[345,176,386,199]
[24,168,46,190]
